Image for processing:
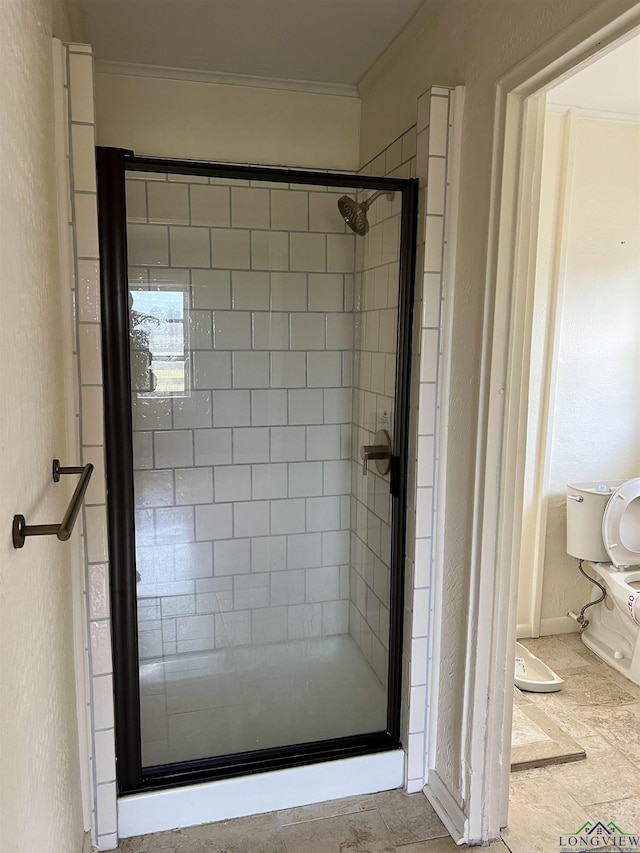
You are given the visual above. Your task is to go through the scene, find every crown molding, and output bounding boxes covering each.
[94,60,359,98]
[546,102,640,123]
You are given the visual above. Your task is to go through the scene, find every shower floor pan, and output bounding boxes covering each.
[139,633,387,766]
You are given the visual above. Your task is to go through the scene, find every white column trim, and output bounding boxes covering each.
[51,35,93,835]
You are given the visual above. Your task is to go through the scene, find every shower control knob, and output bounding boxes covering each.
[361,429,392,476]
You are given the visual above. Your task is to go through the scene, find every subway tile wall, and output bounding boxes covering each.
[126,175,357,658]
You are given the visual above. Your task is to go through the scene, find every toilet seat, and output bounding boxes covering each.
[602,477,640,568]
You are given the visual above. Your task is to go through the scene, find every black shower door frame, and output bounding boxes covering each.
[97,147,418,794]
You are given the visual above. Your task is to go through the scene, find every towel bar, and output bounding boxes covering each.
[12,459,94,549]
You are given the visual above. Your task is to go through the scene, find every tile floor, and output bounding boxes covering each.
[510,692,585,771]
[140,634,387,765]
[119,633,640,852]
[116,789,508,852]
[504,633,640,853]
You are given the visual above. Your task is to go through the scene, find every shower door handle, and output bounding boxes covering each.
[360,429,392,476]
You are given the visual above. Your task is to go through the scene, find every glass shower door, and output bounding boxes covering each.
[98,147,415,790]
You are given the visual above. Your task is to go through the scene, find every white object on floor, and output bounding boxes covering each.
[514,641,564,693]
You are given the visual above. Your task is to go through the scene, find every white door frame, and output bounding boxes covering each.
[470,3,640,841]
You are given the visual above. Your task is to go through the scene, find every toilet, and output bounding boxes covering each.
[566,478,640,685]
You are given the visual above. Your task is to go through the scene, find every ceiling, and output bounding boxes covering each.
[78,0,433,87]
[547,34,640,116]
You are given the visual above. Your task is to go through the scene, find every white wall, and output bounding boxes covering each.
[94,72,361,171]
[0,2,85,852]
[517,111,567,636]
[537,115,640,624]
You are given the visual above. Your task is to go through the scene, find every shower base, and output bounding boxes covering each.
[139,633,387,766]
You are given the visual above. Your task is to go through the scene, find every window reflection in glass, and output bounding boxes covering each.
[130,289,189,396]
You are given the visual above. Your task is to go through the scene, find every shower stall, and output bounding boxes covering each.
[97,149,417,792]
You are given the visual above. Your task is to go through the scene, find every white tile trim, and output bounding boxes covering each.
[425,87,464,784]
[52,35,93,837]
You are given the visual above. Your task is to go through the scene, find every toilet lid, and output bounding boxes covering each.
[602,477,640,568]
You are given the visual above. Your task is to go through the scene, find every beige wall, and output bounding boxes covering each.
[538,115,640,624]
[358,0,637,808]
[359,0,623,603]
[517,112,567,635]
[0,3,85,853]
[94,73,361,171]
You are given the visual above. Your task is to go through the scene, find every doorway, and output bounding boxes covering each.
[96,150,418,793]
[475,13,640,846]
[505,34,640,848]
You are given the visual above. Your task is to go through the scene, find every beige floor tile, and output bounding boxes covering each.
[280,809,395,853]
[374,789,448,844]
[604,668,640,702]
[503,775,589,853]
[510,705,552,748]
[118,830,180,852]
[525,692,597,740]
[546,734,640,806]
[579,703,640,763]
[510,765,551,781]
[600,796,640,831]
[572,643,608,669]
[510,701,586,771]
[519,635,592,671]
[513,687,531,707]
[118,847,176,853]
[397,839,508,852]
[276,794,376,826]
[554,667,637,707]
[505,635,640,852]
[176,813,286,853]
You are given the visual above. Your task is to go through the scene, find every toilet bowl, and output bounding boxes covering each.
[566,478,640,685]
[579,562,640,684]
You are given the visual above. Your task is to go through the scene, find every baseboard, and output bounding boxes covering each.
[118,749,405,838]
[516,622,533,639]
[82,831,92,853]
[539,616,581,636]
[423,770,466,845]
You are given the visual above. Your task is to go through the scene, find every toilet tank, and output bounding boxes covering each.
[566,481,624,562]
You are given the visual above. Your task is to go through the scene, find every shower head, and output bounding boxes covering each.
[338,196,369,236]
[337,190,395,236]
